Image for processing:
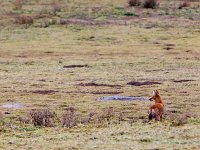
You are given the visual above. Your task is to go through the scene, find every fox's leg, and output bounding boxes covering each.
[148,110,153,121]
[148,109,157,121]
[160,115,163,121]
[148,113,153,121]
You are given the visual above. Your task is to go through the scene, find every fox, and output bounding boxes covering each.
[148,90,164,121]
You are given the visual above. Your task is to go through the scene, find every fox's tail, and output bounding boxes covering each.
[148,109,157,121]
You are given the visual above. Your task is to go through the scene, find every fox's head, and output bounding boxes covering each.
[149,90,162,103]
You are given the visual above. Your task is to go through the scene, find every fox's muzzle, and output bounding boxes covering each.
[149,98,153,101]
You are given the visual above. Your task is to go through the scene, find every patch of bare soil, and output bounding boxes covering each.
[15,55,27,58]
[127,81,161,86]
[163,47,174,50]
[185,50,192,53]
[78,82,122,88]
[163,43,176,51]
[173,80,195,83]
[32,90,58,94]
[63,65,90,68]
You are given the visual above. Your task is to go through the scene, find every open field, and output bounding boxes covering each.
[0,0,200,149]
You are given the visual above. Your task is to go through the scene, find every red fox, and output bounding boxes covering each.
[148,90,164,121]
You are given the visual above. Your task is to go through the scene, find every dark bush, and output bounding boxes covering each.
[143,0,159,9]
[30,109,56,127]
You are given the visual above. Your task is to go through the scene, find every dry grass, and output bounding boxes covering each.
[0,0,200,149]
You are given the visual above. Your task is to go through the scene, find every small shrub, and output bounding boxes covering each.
[104,107,115,123]
[81,112,96,125]
[62,107,77,128]
[128,119,135,126]
[143,0,159,9]
[18,116,31,125]
[13,0,23,10]
[171,115,188,126]
[0,112,4,126]
[14,15,34,25]
[169,112,195,126]
[97,107,115,125]
[118,112,125,124]
[128,0,141,7]
[30,109,56,127]
[179,0,191,9]
[52,4,62,15]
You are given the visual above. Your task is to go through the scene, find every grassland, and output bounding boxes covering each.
[0,0,200,149]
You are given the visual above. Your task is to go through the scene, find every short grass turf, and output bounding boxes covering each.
[0,0,200,149]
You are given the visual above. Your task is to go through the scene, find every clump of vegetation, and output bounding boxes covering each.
[170,112,196,126]
[128,0,141,7]
[104,107,115,124]
[97,107,116,125]
[179,0,191,9]
[118,112,125,124]
[81,112,96,125]
[13,0,24,10]
[14,15,34,25]
[51,3,62,15]
[0,112,4,126]
[143,0,159,9]
[30,109,56,127]
[62,107,77,128]
[18,116,31,125]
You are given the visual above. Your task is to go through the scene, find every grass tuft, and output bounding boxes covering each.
[62,107,77,128]
[30,109,56,127]
[128,0,141,7]
[179,0,191,9]
[14,15,34,25]
[13,0,24,10]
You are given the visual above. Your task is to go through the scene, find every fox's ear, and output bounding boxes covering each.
[155,90,160,95]
[152,90,155,95]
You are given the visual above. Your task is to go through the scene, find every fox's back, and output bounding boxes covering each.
[151,103,164,112]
